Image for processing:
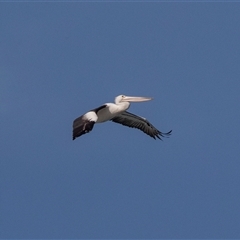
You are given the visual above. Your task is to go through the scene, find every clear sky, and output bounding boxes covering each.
[1,2,240,239]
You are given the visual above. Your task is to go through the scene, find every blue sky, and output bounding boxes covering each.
[1,2,240,239]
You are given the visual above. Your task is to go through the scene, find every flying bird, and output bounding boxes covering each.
[72,95,172,140]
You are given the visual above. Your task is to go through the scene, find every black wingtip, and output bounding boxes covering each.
[156,129,172,140]
[166,130,172,135]
[163,130,172,138]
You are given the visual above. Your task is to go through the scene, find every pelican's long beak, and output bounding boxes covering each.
[122,96,153,102]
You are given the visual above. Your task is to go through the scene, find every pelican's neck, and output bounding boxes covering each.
[116,101,130,111]
[114,96,130,111]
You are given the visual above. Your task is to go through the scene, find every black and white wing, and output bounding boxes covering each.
[111,111,172,140]
[72,105,107,140]
[72,111,98,140]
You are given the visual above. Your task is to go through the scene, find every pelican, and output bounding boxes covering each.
[72,95,172,140]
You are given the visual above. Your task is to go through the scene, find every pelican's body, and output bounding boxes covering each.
[72,95,172,140]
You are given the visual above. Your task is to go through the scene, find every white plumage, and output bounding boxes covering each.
[73,95,172,140]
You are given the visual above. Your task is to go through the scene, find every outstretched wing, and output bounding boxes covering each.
[111,111,172,140]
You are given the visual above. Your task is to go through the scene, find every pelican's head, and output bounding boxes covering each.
[115,95,152,104]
